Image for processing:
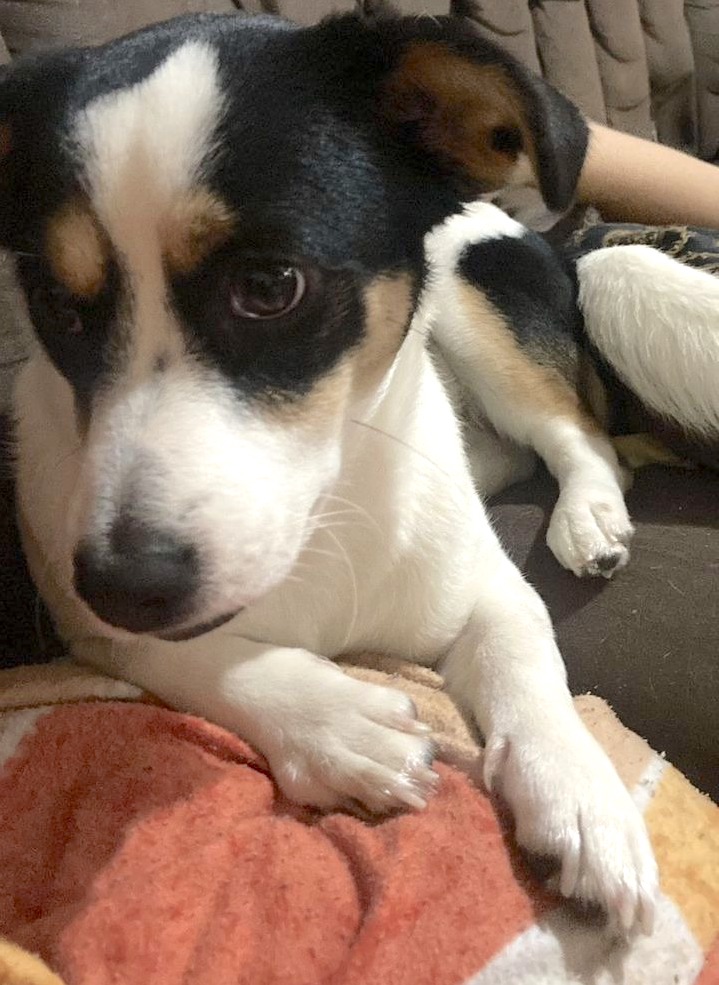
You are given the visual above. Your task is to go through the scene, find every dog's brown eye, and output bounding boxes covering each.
[229,264,305,320]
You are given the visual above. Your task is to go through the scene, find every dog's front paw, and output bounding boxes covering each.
[264,673,438,814]
[485,727,658,934]
[547,482,634,578]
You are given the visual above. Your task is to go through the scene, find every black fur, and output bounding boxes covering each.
[16,255,120,419]
[457,231,584,383]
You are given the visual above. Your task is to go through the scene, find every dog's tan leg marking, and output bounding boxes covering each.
[454,284,633,577]
[455,283,601,424]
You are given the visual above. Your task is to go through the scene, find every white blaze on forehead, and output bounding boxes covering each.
[73,41,225,376]
[76,41,224,241]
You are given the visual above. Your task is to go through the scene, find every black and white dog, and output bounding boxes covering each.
[7,7,717,935]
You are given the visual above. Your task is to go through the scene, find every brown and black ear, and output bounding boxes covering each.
[375,18,588,215]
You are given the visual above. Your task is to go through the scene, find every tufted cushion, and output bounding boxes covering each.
[0,1,717,155]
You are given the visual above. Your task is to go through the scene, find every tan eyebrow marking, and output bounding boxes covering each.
[45,200,108,298]
[160,187,235,275]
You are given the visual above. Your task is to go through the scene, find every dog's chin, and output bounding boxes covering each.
[155,609,242,643]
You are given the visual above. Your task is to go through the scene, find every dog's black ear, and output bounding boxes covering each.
[0,61,43,251]
[371,17,588,214]
[0,52,79,250]
[0,65,19,248]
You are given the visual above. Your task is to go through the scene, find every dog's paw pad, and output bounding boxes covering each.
[581,544,631,579]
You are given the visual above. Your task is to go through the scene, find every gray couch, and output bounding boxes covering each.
[0,1,717,798]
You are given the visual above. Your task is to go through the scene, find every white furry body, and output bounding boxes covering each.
[15,307,657,934]
[13,42,658,936]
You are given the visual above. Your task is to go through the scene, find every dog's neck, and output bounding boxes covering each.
[234,326,482,659]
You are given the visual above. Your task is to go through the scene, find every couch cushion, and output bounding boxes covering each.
[0,0,238,53]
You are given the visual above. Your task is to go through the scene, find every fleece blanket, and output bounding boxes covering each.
[0,656,717,985]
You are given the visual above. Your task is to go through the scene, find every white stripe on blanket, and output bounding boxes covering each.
[465,894,703,985]
[0,707,51,768]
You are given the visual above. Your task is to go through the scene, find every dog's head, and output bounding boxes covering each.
[1,10,587,640]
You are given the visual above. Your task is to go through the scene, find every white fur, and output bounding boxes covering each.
[578,244,719,435]
[17,322,657,934]
[425,202,634,577]
[78,40,225,226]
[14,77,657,934]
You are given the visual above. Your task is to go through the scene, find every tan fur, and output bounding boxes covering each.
[263,275,413,431]
[46,187,234,295]
[262,361,354,435]
[45,201,108,298]
[612,433,694,470]
[160,188,235,275]
[383,44,538,193]
[458,284,602,432]
[354,274,414,387]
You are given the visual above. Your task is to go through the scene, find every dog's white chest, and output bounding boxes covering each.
[232,335,488,662]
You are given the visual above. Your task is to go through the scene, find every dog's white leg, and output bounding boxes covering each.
[440,531,657,933]
[73,634,437,812]
[526,416,634,578]
[438,333,633,576]
[446,345,633,575]
[463,423,537,500]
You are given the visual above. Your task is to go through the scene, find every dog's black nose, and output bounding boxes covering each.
[73,518,199,634]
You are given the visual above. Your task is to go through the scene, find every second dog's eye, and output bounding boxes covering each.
[32,284,83,336]
[229,264,305,320]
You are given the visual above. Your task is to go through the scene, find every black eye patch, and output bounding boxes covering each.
[16,255,120,411]
[171,247,367,401]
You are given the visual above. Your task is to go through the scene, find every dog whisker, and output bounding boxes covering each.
[318,493,383,537]
[349,418,452,482]
[307,518,377,540]
[300,545,347,562]
[310,510,369,525]
[325,528,359,651]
